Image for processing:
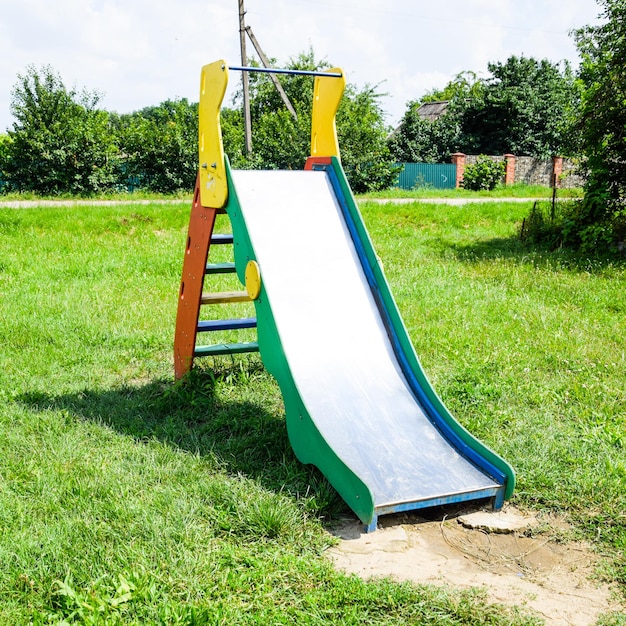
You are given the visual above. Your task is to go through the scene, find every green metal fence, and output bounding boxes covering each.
[396,163,456,190]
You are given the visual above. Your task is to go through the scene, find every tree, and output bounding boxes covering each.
[224,50,398,192]
[459,56,581,158]
[572,0,626,248]
[387,73,476,164]
[336,83,399,192]
[421,71,483,104]
[2,65,119,194]
[387,100,461,163]
[0,135,10,192]
[117,98,198,193]
[241,54,314,171]
[220,107,259,169]
[390,57,582,165]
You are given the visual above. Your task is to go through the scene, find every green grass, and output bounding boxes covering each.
[0,197,624,623]
[360,182,583,199]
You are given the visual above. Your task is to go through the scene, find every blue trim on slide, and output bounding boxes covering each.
[320,163,508,489]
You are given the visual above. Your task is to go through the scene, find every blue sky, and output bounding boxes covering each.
[0,0,602,132]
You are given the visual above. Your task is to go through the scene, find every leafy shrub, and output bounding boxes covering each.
[521,197,626,255]
[462,155,505,191]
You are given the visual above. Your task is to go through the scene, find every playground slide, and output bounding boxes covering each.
[226,157,514,531]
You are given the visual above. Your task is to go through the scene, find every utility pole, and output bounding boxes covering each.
[245,26,298,121]
[238,0,252,154]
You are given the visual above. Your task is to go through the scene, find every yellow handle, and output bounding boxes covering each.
[310,67,345,159]
[198,60,228,208]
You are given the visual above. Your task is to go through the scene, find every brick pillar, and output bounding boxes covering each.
[451,153,465,188]
[552,156,563,188]
[503,154,515,185]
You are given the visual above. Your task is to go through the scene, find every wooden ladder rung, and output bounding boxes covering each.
[201,291,251,305]
[194,342,259,357]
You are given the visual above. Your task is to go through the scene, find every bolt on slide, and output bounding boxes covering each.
[174,60,515,531]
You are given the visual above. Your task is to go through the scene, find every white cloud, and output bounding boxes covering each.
[0,0,602,132]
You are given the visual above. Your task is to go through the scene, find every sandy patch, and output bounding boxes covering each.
[326,506,624,625]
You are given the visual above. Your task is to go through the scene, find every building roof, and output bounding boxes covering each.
[416,100,449,122]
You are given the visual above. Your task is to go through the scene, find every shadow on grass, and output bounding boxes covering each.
[16,359,346,520]
[446,234,626,272]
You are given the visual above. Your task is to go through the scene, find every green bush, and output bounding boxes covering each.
[521,197,626,255]
[462,155,505,191]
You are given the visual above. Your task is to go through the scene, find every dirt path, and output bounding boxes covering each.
[0,197,544,209]
[326,506,624,625]
[361,197,547,205]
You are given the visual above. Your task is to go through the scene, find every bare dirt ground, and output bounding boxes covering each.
[326,506,625,625]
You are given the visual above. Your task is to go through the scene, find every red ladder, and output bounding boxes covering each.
[173,174,258,380]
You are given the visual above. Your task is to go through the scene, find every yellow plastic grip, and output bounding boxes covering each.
[198,60,228,208]
[310,67,345,159]
[245,260,262,300]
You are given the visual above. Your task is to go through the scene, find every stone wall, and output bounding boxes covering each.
[558,158,586,189]
[515,156,553,186]
[450,153,585,189]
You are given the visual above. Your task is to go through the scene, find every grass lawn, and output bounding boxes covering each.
[0,195,624,624]
[360,182,583,200]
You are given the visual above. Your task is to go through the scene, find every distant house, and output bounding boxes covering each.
[415,100,449,122]
[389,99,451,138]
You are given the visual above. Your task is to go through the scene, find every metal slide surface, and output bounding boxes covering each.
[229,166,508,526]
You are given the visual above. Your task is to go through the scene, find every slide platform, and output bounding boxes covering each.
[226,157,514,530]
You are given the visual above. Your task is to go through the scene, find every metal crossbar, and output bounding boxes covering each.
[228,65,342,78]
